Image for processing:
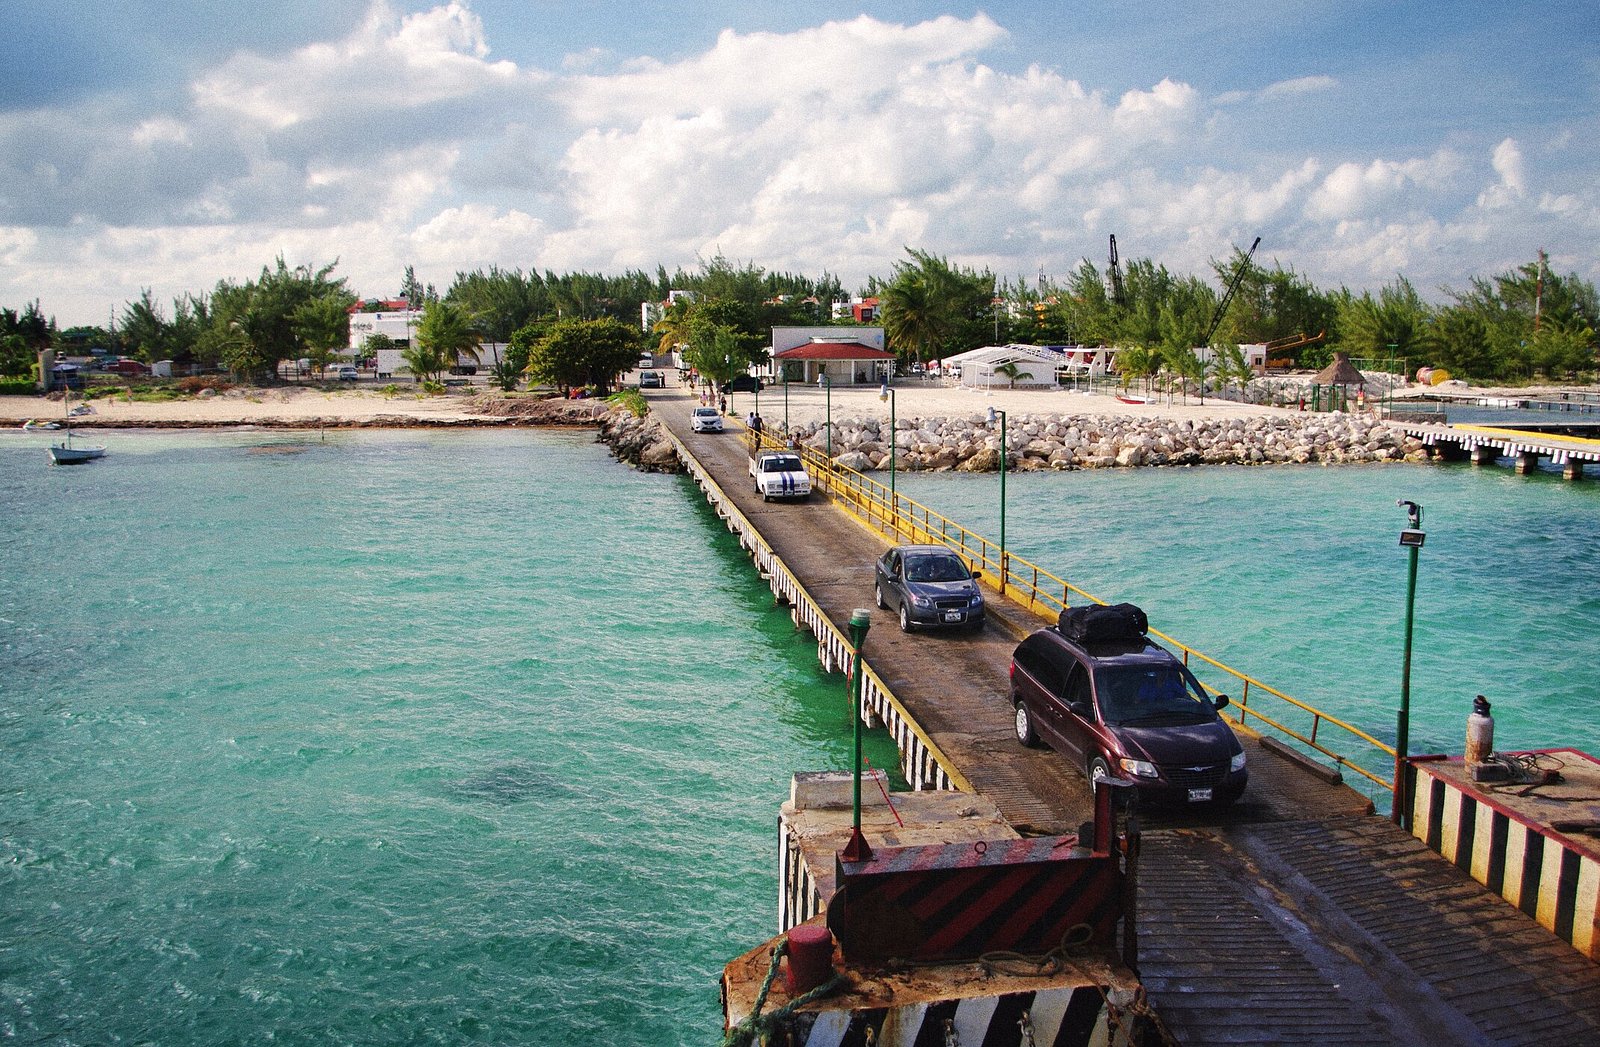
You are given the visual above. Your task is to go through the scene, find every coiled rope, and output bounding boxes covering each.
[721,938,845,1047]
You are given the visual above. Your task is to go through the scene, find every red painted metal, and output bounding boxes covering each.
[828,836,1122,965]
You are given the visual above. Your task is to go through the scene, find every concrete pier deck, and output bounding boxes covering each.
[649,387,1600,1044]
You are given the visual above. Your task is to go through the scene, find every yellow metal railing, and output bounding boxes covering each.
[754,428,1398,792]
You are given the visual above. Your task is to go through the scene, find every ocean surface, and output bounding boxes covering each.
[3,427,1598,1044]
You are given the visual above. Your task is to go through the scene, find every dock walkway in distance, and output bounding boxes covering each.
[646,387,1600,1045]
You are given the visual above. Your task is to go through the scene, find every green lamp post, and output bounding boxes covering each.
[986,406,1008,596]
[817,372,832,460]
[841,607,874,863]
[879,381,897,531]
[1392,499,1425,827]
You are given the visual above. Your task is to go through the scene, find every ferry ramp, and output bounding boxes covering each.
[646,388,1600,1045]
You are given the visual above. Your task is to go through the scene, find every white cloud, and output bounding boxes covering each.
[2,3,1599,326]
[1304,153,1458,222]
[1259,75,1337,101]
[1476,137,1527,209]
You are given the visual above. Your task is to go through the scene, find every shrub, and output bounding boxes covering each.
[608,390,648,417]
[0,378,36,395]
[177,376,232,394]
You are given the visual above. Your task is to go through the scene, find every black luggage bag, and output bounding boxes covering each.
[1057,602,1148,642]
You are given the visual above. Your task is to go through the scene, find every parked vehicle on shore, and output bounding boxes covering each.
[1010,604,1247,807]
[873,544,985,632]
[750,450,811,501]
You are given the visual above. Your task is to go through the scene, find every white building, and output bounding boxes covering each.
[348,308,423,349]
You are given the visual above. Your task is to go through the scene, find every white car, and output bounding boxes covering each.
[750,450,812,501]
[691,406,724,432]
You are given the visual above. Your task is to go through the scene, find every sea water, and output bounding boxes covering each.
[0,430,902,1045]
[2,430,1597,1044]
[895,459,1600,770]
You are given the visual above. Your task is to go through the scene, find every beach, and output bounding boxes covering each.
[0,378,1298,429]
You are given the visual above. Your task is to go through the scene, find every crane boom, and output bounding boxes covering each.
[1107,234,1127,308]
[1203,236,1261,345]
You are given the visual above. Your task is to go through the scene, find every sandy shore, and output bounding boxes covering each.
[0,379,1297,429]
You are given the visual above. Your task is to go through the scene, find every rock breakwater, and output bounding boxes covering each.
[788,411,1428,472]
[600,408,682,473]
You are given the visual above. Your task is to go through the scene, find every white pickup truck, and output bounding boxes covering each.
[750,451,813,502]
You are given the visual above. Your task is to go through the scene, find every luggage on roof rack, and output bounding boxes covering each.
[1058,602,1148,643]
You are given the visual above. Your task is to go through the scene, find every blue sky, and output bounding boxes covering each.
[2,1,1596,327]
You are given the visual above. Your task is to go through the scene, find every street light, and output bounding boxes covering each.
[1391,499,1426,827]
[782,371,789,436]
[842,608,874,864]
[879,381,897,531]
[985,406,1008,596]
[817,372,832,460]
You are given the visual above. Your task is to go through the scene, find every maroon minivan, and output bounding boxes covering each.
[1009,626,1247,807]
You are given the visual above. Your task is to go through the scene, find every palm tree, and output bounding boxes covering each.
[406,300,478,383]
[993,360,1025,388]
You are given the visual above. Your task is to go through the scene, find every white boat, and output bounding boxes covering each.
[47,389,106,465]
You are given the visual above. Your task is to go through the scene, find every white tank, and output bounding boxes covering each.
[1465,694,1495,765]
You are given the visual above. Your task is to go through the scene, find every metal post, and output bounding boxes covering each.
[842,608,874,863]
[880,382,896,532]
[782,375,789,436]
[987,407,1007,595]
[818,373,832,460]
[1392,501,1425,826]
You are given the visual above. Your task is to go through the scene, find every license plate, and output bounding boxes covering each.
[1188,787,1213,803]
[942,610,963,622]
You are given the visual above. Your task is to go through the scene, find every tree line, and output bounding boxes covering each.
[3,245,1594,390]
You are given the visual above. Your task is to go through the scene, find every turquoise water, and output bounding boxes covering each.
[3,432,1597,1044]
[896,460,1600,774]
[0,430,903,1045]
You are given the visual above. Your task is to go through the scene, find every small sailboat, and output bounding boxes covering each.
[48,387,106,465]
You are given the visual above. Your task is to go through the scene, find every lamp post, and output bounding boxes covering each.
[782,372,789,436]
[841,608,874,864]
[879,381,897,531]
[986,406,1007,596]
[817,372,832,460]
[1392,499,1426,826]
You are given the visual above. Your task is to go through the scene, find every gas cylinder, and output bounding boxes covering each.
[1465,694,1495,765]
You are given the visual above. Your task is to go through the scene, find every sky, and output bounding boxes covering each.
[2,0,1596,328]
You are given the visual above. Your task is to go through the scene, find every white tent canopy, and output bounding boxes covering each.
[936,344,1063,388]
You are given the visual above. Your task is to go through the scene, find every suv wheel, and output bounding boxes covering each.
[1089,757,1113,786]
[874,583,887,610]
[899,604,912,632]
[1014,701,1039,747]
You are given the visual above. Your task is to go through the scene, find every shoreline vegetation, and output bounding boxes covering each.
[1,379,1584,474]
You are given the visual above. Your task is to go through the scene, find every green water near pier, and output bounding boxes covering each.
[2,430,1597,1043]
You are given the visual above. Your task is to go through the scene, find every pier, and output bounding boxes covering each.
[645,388,1600,1044]
[1387,420,1600,480]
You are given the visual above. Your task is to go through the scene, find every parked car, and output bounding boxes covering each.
[874,545,985,632]
[1009,609,1247,807]
[332,365,359,381]
[639,371,664,389]
[691,406,724,432]
[103,359,150,376]
[750,450,811,501]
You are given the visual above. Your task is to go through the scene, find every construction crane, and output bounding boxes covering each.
[1202,236,1261,345]
[1107,234,1127,308]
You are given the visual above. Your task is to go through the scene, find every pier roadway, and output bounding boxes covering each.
[644,388,1600,1045]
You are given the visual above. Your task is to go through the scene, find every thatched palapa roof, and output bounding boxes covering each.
[1312,352,1367,387]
